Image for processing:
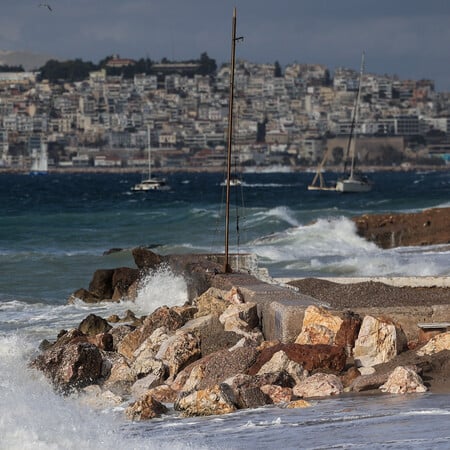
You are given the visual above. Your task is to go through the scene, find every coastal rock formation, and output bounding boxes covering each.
[295,305,343,345]
[352,207,450,248]
[353,315,408,367]
[293,373,344,398]
[379,366,427,394]
[125,393,168,421]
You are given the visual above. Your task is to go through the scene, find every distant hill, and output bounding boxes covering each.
[0,50,56,71]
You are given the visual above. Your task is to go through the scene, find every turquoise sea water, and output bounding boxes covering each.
[0,170,449,449]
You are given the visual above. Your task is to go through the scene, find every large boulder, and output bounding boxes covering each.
[256,350,308,385]
[174,384,236,417]
[131,247,163,270]
[194,287,230,318]
[248,343,347,375]
[352,207,450,248]
[295,305,343,346]
[111,267,140,300]
[222,374,272,409]
[78,314,112,335]
[379,366,427,394]
[293,373,344,398]
[416,331,450,356]
[353,315,408,367]
[156,331,201,379]
[31,342,103,392]
[89,269,115,300]
[125,393,168,421]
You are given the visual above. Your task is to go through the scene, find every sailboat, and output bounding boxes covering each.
[30,142,48,175]
[308,52,372,193]
[131,126,168,191]
[335,52,372,193]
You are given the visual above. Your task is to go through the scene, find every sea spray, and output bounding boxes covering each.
[134,264,188,314]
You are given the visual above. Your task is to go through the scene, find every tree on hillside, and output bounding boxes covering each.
[274,61,282,77]
[39,59,97,82]
[0,64,24,72]
[198,52,217,75]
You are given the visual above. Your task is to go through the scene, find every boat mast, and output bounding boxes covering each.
[349,51,365,179]
[224,8,242,273]
[147,124,151,180]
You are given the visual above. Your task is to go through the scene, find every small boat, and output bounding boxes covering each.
[132,126,169,192]
[30,142,48,175]
[336,52,372,193]
[220,177,242,187]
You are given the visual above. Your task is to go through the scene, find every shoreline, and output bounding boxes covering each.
[0,164,449,175]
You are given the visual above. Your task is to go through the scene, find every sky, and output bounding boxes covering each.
[1,1,450,90]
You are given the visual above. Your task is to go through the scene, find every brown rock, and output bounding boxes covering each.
[260,384,293,403]
[131,247,163,270]
[89,269,115,300]
[293,373,344,398]
[78,314,112,335]
[248,343,347,375]
[125,393,168,421]
[31,342,103,392]
[352,207,450,249]
[174,384,236,417]
[67,288,100,304]
[335,311,362,351]
[111,267,140,300]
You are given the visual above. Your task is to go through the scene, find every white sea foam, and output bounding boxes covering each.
[134,265,188,314]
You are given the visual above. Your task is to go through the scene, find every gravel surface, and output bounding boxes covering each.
[287,278,450,309]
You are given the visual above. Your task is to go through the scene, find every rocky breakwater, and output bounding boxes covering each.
[352,206,450,249]
[30,248,450,421]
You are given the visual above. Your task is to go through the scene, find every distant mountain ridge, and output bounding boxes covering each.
[0,50,56,71]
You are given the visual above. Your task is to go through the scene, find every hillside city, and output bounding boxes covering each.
[1,54,450,172]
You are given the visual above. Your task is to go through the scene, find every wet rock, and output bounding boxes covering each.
[78,385,124,409]
[293,373,344,398]
[260,384,293,404]
[111,267,140,300]
[103,360,137,396]
[353,315,408,367]
[67,288,100,304]
[174,384,236,417]
[131,369,167,400]
[144,384,178,404]
[109,324,136,352]
[295,305,343,346]
[286,399,312,409]
[132,327,170,375]
[125,393,168,421]
[349,372,391,392]
[89,269,115,300]
[31,342,103,392]
[353,207,450,248]
[379,366,427,394]
[131,247,163,270]
[78,314,112,335]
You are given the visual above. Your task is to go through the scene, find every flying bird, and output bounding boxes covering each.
[39,3,52,11]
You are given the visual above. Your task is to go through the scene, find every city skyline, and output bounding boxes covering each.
[1,1,450,90]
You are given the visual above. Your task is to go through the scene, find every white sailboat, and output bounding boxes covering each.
[335,52,372,193]
[30,142,48,175]
[308,52,372,193]
[131,126,168,192]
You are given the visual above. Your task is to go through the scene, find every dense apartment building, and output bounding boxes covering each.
[0,59,449,170]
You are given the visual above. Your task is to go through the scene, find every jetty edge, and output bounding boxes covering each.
[28,243,450,421]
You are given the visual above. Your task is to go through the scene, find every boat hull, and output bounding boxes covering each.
[335,178,372,193]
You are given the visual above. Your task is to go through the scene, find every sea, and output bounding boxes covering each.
[0,169,449,449]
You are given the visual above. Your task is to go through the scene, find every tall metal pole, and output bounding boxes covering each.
[224,8,238,273]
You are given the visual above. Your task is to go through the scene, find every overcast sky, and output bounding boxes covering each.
[2,1,450,90]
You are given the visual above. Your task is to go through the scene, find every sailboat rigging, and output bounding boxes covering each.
[335,52,372,193]
[308,52,372,193]
[131,125,168,191]
[224,7,243,273]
